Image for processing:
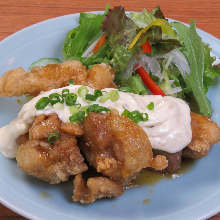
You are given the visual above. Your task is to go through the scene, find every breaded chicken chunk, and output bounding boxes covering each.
[29,114,61,140]
[73,174,123,204]
[0,60,87,97]
[150,155,169,171]
[0,61,116,97]
[87,63,116,89]
[17,135,87,184]
[183,112,220,159]
[153,150,182,173]
[81,111,166,182]
[16,114,87,184]
[60,122,83,136]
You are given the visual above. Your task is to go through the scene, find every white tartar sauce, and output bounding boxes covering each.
[0,85,192,158]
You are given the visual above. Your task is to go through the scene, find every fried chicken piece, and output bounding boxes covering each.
[16,114,87,184]
[153,150,182,173]
[87,63,117,89]
[81,111,153,182]
[29,114,61,140]
[16,133,29,145]
[60,122,83,136]
[150,155,168,171]
[0,61,116,97]
[16,133,88,184]
[183,112,220,159]
[0,60,88,97]
[72,174,123,204]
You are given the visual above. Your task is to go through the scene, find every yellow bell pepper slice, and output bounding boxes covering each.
[128,19,176,50]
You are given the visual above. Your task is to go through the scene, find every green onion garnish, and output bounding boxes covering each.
[69,104,81,115]
[48,132,59,144]
[86,104,110,114]
[62,89,70,97]
[81,106,88,112]
[99,93,109,103]
[35,97,50,110]
[77,86,89,98]
[85,89,103,101]
[65,93,77,106]
[94,90,102,97]
[53,102,64,110]
[69,111,86,123]
[109,90,119,102]
[119,87,136,93]
[85,94,96,101]
[68,80,74,85]
[99,90,119,103]
[147,102,154,110]
[49,93,62,105]
[122,109,149,123]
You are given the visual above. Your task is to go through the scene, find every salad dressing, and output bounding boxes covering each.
[0,85,192,158]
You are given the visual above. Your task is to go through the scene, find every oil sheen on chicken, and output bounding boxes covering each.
[81,110,155,182]
[0,61,116,97]
[16,114,87,184]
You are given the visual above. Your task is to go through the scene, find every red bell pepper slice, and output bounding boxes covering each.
[141,40,152,53]
[136,67,165,96]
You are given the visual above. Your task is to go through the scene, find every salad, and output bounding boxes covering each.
[31,5,220,117]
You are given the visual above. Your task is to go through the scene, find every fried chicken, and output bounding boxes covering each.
[183,112,220,159]
[150,155,169,172]
[16,134,29,146]
[87,63,117,89]
[16,114,87,184]
[0,60,87,97]
[29,114,61,140]
[81,111,167,183]
[60,122,83,136]
[0,61,116,97]
[153,150,183,173]
[73,174,123,204]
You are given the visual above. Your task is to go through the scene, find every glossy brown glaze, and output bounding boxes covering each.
[132,158,195,186]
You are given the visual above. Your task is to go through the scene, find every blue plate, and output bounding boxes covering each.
[0,12,220,220]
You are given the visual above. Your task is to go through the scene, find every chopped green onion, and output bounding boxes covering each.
[87,104,110,114]
[49,93,62,105]
[147,102,154,110]
[142,113,149,121]
[99,93,110,103]
[99,90,119,103]
[85,94,97,101]
[94,90,102,97]
[69,104,81,115]
[53,103,64,110]
[85,89,103,101]
[29,58,61,70]
[81,106,88,112]
[65,93,77,106]
[122,109,149,123]
[62,89,70,97]
[69,111,86,123]
[77,86,89,98]
[48,132,59,144]
[119,87,136,93]
[68,80,74,85]
[35,97,50,110]
[109,90,119,102]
